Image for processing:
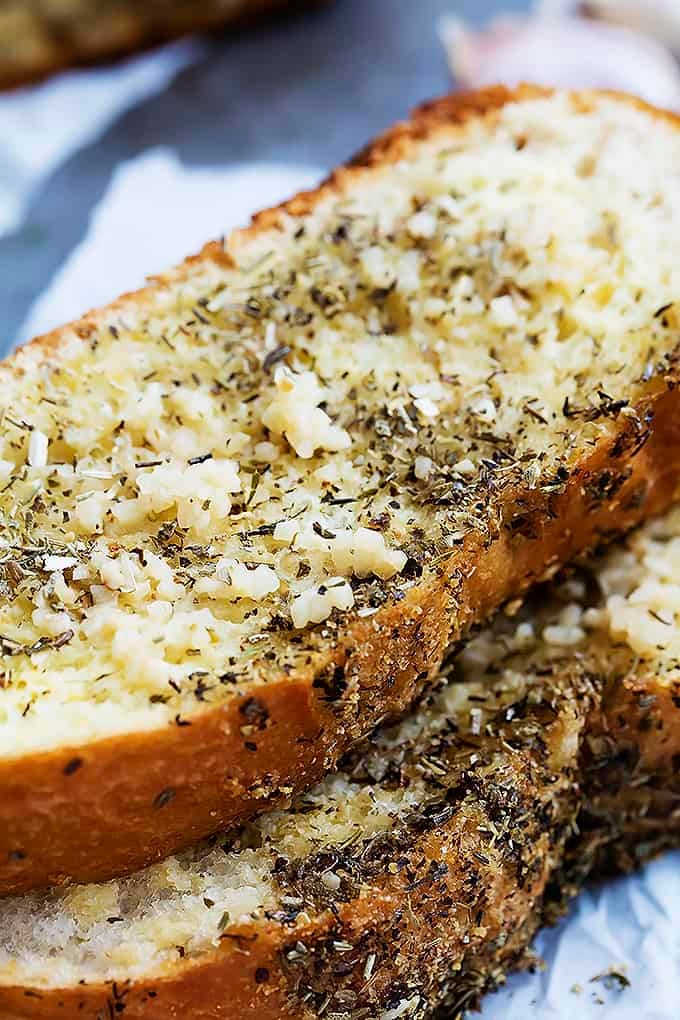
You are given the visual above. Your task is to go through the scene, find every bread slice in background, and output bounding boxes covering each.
[0,0,320,90]
[1,85,680,895]
[0,504,678,1020]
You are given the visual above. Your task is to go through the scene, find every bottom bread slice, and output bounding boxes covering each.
[1,511,680,1019]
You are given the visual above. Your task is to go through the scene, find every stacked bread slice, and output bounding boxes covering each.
[0,86,679,1018]
[1,493,679,1018]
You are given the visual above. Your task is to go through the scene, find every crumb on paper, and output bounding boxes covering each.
[589,965,631,992]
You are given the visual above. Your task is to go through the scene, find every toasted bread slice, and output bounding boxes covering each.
[2,85,680,895]
[0,1,319,89]
[0,505,679,1020]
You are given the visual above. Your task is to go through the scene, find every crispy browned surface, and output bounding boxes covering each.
[1,657,678,1019]
[0,1,321,91]
[2,85,680,897]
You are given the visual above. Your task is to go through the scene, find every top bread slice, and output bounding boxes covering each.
[2,85,680,895]
[0,0,310,89]
[0,505,678,1020]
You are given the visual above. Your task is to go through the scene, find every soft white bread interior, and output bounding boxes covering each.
[1,85,680,894]
[0,505,678,1019]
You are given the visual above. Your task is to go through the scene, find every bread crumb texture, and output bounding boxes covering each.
[0,91,679,758]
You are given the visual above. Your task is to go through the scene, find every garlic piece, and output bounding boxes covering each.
[27,429,49,468]
[262,367,351,459]
[291,578,354,629]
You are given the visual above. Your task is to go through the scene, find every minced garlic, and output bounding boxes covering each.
[291,578,354,628]
[261,367,351,459]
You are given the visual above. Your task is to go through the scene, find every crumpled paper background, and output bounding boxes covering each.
[5,30,680,1020]
[0,40,199,239]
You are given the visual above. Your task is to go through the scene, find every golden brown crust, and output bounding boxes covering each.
[2,85,680,897]
[1,661,678,1019]
[0,1,324,91]
[2,373,679,896]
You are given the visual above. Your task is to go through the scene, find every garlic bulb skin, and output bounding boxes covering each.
[545,1,680,53]
[440,7,680,110]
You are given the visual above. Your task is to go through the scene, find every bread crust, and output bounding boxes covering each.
[1,662,677,1019]
[0,1,323,91]
[2,85,680,896]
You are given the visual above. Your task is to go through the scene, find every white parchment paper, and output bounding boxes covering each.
[17,150,321,343]
[16,149,680,1018]
[0,41,199,238]
[483,852,680,1019]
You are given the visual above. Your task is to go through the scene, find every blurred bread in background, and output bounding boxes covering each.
[0,0,321,89]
